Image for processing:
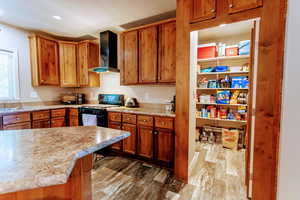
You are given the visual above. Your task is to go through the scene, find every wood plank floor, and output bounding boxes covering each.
[92,143,247,200]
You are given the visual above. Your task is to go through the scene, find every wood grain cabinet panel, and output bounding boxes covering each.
[3,113,30,125]
[29,35,60,86]
[137,115,153,127]
[59,42,78,87]
[69,117,79,127]
[51,117,66,128]
[122,123,137,154]
[51,109,66,118]
[122,31,139,85]
[3,122,31,130]
[137,126,153,159]
[108,112,122,123]
[32,110,50,121]
[139,26,158,83]
[32,120,51,129]
[191,0,216,22]
[122,113,136,124]
[228,0,263,14]
[108,122,123,151]
[155,129,175,165]
[77,42,89,86]
[155,117,174,130]
[69,108,78,117]
[158,21,176,83]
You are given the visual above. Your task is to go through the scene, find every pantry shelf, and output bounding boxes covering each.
[196,102,248,106]
[198,71,249,76]
[197,55,250,63]
[196,88,249,90]
[196,117,247,124]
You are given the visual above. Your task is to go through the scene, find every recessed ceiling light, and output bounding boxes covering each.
[52,15,62,20]
[219,24,226,27]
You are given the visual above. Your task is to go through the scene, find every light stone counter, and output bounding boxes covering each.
[0,126,129,194]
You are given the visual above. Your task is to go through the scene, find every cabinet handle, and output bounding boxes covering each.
[229,4,234,8]
[143,120,147,122]
[211,9,216,13]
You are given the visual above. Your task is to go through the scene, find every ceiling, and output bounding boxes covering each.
[0,0,176,38]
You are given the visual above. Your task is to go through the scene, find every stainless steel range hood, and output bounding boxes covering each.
[90,31,119,73]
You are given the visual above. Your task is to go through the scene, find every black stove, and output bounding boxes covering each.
[78,94,124,127]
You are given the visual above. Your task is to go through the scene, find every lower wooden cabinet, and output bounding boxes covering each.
[137,126,154,159]
[51,117,66,128]
[122,123,137,154]
[154,129,175,165]
[3,122,31,130]
[68,108,79,127]
[108,122,123,151]
[32,120,51,129]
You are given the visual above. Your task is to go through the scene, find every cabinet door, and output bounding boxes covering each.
[191,0,216,22]
[59,42,78,87]
[32,120,51,129]
[155,129,175,165]
[108,122,123,151]
[69,116,79,127]
[122,31,139,85]
[139,26,158,83]
[37,37,59,85]
[137,126,153,159]
[122,123,137,154]
[3,122,31,130]
[228,0,262,14]
[51,117,66,128]
[88,42,100,87]
[77,42,89,86]
[158,21,176,83]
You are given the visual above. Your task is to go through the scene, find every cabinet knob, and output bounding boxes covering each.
[211,9,216,13]
[229,4,234,8]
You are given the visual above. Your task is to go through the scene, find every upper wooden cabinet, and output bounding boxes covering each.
[158,21,176,83]
[228,0,263,14]
[77,41,100,87]
[122,31,139,85]
[59,42,78,87]
[139,26,158,84]
[120,19,176,85]
[191,0,216,22]
[29,35,60,86]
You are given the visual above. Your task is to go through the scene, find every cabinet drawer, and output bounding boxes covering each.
[155,117,174,130]
[69,108,78,116]
[108,112,122,122]
[3,122,31,130]
[32,110,50,121]
[32,119,51,129]
[3,112,30,125]
[137,115,153,127]
[122,113,136,124]
[51,117,66,128]
[51,109,66,118]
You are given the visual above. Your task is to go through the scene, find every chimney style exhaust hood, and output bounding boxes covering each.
[91,31,119,73]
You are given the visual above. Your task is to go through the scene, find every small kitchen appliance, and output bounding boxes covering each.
[124,98,139,108]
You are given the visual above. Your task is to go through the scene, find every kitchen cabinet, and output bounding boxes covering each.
[3,122,31,130]
[122,31,139,85]
[108,122,123,151]
[51,117,66,128]
[59,42,78,87]
[191,0,216,22]
[3,113,31,125]
[158,21,176,83]
[32,120,51,129]
[29,35,60,86]
[137,126,154,159]
[122,123,137,154]
[139,26,158,83]
[228,0,263,14]
[68,108,79,127]
[32,110,50,121]
[78,41,100,87]
[154,129,175,166]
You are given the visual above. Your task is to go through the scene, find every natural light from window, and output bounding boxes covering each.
[0,49,19,100]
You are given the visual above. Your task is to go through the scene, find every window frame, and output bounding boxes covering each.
[0,48,20,101]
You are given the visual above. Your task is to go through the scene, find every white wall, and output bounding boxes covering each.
[0,23,69,103]
[278,0,300,199]
[77,73,175,103]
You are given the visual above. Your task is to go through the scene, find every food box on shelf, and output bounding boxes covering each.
[239,40,251,55]
[198,43,217,59]
[225,45,239,56]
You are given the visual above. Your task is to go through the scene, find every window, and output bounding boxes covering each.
[0,49,19,100]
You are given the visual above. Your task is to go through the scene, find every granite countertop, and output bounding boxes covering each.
[0,126,129,194]
[0,104,176,117]
[106,107,175,117]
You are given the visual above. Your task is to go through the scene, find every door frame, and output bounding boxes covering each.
[175,0,288,199]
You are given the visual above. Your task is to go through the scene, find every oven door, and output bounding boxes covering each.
[78,108,108,127]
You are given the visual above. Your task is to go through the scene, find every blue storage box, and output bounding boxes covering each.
[213,65,229,72]
[238,40,250,55]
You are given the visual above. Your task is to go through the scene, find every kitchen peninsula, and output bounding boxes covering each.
[0,126,129,199]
